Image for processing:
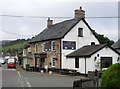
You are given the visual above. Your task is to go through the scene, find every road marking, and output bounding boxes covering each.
[24,78,32,88]
[17,71,24,88]
[17,71,32,88]
[17,71,22,78]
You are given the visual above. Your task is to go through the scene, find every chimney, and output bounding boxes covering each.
[74,6,85,19]
[47,17,53,27]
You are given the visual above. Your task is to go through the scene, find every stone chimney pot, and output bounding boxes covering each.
[74,6,85,19]
[47,17,53,27]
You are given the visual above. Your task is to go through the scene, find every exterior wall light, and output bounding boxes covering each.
[94,56,97,61]
[117,57,120,61]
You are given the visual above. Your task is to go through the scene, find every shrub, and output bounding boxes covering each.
[101,63,120,89]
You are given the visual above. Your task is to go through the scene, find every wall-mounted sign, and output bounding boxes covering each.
[45,42,51,51]
[63,41,76,50]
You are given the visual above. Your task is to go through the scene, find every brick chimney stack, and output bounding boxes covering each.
[74,7,85,19]
[47,17,53,27]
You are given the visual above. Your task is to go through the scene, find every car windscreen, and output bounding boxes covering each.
[8,62,15,64]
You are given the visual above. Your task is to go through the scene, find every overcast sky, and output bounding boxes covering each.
[0,0,119,42]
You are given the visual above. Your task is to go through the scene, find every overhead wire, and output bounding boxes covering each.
[0,14,118,37]
[0,14,119,18]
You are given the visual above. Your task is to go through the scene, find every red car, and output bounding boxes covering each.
[7,62,16,68]
[7,58,16,68]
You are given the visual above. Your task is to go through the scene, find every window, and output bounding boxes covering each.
[42,43,46,52]
[91,42,95,45]
[28,47,31,52]
[23,49,26,55]
[75,58,79,68]
[78,28,83,37]
[52,58,55,67]
[101,57,112,68]
[35,44,38,52]
[51,41,55,51]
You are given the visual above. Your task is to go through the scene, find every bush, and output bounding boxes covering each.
[101,63,120,89]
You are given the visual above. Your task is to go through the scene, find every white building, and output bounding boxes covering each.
[66,44,120,74]
[29,7,120,74]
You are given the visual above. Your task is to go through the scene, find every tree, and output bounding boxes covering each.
[92,30,114,46]
[101,63,120,89]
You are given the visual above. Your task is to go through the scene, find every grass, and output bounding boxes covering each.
[2,41,28,53]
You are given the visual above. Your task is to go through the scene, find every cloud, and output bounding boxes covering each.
[0,1,118,41]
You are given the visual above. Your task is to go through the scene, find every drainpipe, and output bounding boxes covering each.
[84,57,86,75]
[60,39,62,69]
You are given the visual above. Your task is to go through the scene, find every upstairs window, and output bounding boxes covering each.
[78,28,83,37]
[51,41,55,51]
[42,43,46,52]
[35,44,38,52]
[42,42,51,52]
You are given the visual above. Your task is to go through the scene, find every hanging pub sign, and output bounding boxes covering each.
[34,53,40,58]
[63,41,76,50]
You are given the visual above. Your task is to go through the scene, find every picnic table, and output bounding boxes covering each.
[60,69,78,76]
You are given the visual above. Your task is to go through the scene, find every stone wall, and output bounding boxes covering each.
[29,39,61,68]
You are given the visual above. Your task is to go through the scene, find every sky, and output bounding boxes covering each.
[0,0,119,42]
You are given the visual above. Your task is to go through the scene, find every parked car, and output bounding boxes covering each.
[7,58,16,68]
[0,57,5,64]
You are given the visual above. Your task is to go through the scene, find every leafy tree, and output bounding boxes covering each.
[92,30,114,45]
[101,63,120,89]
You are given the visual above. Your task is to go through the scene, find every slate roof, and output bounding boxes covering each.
[112,39,120,49]
[29,18,99,43]
[66,44,120,58]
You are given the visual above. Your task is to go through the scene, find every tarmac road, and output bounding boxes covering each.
[2,65,86,88]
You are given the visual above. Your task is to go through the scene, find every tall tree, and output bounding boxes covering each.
[92,30,114,46]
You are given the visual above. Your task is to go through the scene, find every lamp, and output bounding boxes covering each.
[94,56,97,61]
[117,57,120,61]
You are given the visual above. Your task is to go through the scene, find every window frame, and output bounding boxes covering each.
[35,43,38,53]
[51,41,56,51]
[51,58,55,67]
[42,43,46,52]
[78,28,83,37]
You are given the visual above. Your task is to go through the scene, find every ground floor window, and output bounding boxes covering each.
[52,58,55,67]
[101,57,112,68]
[75,58,79,68]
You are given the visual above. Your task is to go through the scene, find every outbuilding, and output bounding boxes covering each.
[66,44,120,74]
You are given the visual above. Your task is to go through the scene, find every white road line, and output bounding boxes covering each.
[17,71,24,89]
[17,71,22,78]
[24,78,32,88]
[17,71,32,88]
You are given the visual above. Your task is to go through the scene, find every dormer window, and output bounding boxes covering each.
[78,28,83,37]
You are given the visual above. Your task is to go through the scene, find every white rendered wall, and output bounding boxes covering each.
[61,20,99,68]
[66,46,119,74]
[85,47,119,73]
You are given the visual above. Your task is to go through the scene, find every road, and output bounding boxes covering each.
[2,64,86,88]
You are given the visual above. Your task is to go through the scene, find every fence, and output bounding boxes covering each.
[73,77,99,89]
